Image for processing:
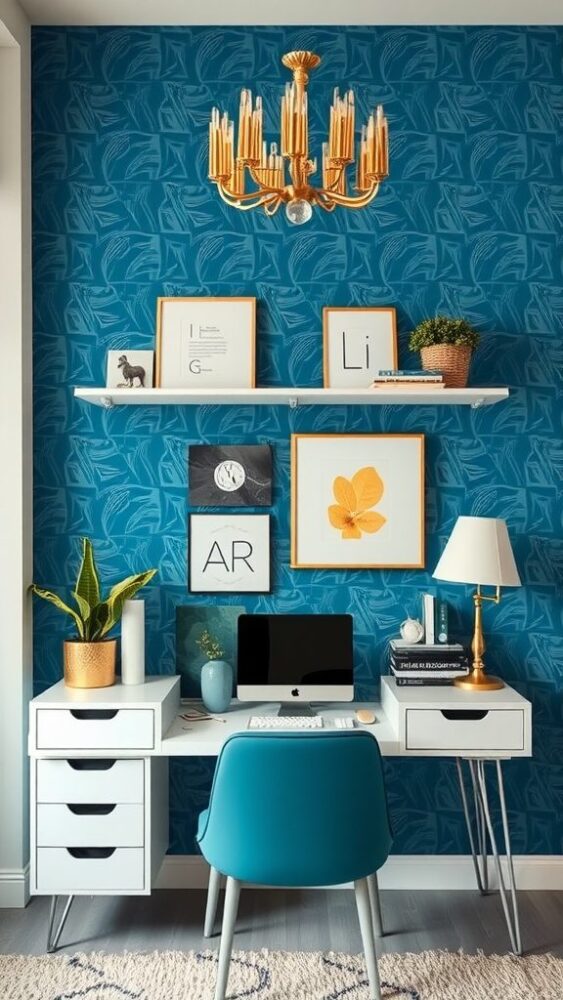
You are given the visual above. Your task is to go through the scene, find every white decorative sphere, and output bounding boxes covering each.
[400,618,424,643]
[285,198,313,225]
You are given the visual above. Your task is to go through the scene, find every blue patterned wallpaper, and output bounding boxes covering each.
[32,26,563,856]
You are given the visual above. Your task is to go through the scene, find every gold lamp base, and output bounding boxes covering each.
[454,669,504,692]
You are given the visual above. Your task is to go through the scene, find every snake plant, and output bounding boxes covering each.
[31,538,157,641]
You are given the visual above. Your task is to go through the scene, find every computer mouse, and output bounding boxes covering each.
[355,709,376,725]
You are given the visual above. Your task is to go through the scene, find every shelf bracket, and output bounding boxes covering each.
[288,396,299,409]
[471,398,486,409]
[100,396,114,410]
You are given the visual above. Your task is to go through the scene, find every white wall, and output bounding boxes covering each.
[0,0,32,908]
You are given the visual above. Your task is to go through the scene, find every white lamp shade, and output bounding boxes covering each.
[433,516,521,588]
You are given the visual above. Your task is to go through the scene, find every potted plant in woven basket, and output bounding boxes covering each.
[31,538,157,689]
[409,316,480,388]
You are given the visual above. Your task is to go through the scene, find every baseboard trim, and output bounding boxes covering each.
[156,855,563,892]
[0,864,30,908]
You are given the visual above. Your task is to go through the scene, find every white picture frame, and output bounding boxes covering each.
[106,350,154,389]
[189,514,270,593]
[156,297,256,389]
[323,307,398,387]
[291,433,425,569]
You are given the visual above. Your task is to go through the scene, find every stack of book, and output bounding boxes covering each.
[371,369,445,391]
[389,639,469,686]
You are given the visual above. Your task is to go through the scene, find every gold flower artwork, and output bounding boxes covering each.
[328,466,386,539]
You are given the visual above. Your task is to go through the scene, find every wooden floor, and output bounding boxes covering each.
[1,889,563,957]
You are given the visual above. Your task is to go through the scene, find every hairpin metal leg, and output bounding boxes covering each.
[46,894,74,953]
[469,758,489,892]
[474,760,522,955]
[456,758,486,894]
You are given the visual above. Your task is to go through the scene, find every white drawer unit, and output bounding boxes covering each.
[381,675,532,758]
[37,804,144,847]
[36,708,155,751]
[36,758,145,804]
[405,708,525,753]
[36,847,145,893]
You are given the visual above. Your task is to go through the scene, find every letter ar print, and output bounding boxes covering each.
[202,539,255,574]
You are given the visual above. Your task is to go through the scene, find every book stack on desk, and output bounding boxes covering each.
[389,639,469,686]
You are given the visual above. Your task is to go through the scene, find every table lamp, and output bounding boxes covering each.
[433,516,521,691]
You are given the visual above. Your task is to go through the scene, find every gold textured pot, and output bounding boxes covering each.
[63,639,116,689]
[420,344,473,388]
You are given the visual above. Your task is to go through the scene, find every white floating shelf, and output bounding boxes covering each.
[74,386,509,409]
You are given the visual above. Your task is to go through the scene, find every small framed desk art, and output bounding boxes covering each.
[323,306,397,388]
[156,297,256,388]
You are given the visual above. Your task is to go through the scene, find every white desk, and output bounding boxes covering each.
[28,675,531,954]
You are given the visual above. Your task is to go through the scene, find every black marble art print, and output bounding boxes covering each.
[189,445,272,506]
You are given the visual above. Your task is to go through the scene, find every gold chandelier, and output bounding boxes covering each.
[208,50,389,225]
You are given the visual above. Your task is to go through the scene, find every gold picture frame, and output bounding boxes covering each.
[322,306,398,388]
[155,296,256,389]
[291,433,425,569]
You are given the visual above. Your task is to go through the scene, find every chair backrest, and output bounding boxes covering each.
[197,731,392,886]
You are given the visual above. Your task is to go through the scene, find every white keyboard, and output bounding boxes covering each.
[248,716,323,730]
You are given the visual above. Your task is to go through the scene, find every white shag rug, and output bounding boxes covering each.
[1,948,562,999]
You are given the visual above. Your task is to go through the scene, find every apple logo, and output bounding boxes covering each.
[291,688,299,697]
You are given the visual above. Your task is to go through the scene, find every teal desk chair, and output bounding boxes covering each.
[197,731,393,1000]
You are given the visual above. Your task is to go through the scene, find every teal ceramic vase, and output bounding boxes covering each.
[201,660,233,713]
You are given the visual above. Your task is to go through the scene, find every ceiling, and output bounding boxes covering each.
[16,0,563,25]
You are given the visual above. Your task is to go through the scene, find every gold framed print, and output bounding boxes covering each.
[291,433,425,569]
[156,296,256,388]
[322,306,398,387]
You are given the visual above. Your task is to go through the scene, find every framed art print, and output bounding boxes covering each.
[156,297,256,388]
[323,307,397,387]
[189,514,270,593]
[189,445,272,507]
[291,434,424,569]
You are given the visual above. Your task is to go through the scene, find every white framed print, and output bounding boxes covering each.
[323,307,397,387]
[291,434,424,569]
[106,350,154,388]
[189,514,270,593]
[156,297,256,388]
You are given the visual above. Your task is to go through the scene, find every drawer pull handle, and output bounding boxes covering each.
[67,847,116,859]
[69,710,118,721]
[440,710,489,722]
[67,759,116,771]
[67,804,116,816]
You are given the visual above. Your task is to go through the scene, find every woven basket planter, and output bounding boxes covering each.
[420,344,473,388]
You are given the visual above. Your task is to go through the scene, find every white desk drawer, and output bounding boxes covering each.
[405,708,525,752]
[36,847,145,893]
[37,804,144,847]
[36,709,154,750]
[37,759,144,803]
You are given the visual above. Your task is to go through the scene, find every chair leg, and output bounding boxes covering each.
[354,878,382,1000]
[204,865,222,938]
[214,876,241,1000]
[367,872,383,937]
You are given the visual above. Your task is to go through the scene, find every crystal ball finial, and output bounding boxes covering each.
[285,198,313,225]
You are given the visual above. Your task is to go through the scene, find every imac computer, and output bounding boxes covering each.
[237,613,354,713]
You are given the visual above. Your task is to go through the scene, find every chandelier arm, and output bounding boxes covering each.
[215,180,280,203]
[264,197,283,216]
[320,163,347,193]
[314,194,337,212]
[316,182,380,209]
[216,182,281,212]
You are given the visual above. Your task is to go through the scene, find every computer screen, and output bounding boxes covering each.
[237,613,354,703]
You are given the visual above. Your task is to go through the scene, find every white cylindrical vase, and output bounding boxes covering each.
[121,598,145,685]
